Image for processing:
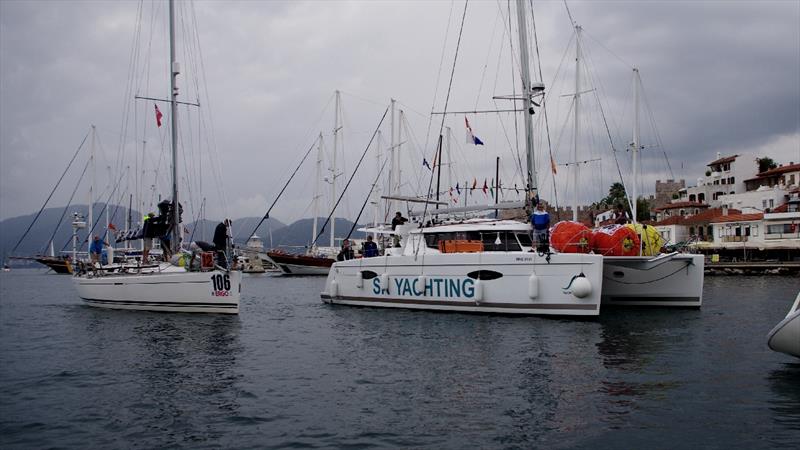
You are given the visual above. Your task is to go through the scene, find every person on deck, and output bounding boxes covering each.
[391,212,408,248]
[213,219,232,268]
[89,235,109,265]
[614,203,630,225]
[362,235,379,258]
[530,202,550,250]
[337,239,355,261]
[141,212,155,262]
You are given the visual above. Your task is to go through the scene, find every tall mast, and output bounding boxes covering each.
[515,0,538,208]
[169,0,180,252]
[312,133,322,246]
[89,125,96,235]
[388,99,396,215]
[397,109,404,197]
[572,25,582,222]
[632,67,640,226]
[373,130,382,237]
[330,90,341,248]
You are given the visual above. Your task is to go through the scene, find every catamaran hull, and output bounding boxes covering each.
[767,292,800,358]
[73,270,241,314]
[321,253,604,316]
[601,254,704,307]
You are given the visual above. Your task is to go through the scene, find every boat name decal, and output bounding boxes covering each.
[372,277,475,299]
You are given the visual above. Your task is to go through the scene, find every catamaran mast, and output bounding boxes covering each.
[515,0,538,208]
[572,25,582,222]
[169,0,180,253]
[632,67,640,227]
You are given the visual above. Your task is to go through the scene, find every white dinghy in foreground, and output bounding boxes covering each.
[767,291,800,358]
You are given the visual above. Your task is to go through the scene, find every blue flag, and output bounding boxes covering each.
[456,183,461,195]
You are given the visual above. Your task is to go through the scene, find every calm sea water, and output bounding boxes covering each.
[1,269,798,449]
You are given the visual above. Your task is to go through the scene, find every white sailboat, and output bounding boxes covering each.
[72,0,241,314]
[321,0,605,316]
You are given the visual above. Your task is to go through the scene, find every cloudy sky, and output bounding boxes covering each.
[1,0,798,225]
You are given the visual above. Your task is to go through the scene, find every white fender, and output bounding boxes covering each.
[474,279,483,303]
[380,273,390,294]
[417,275,427,296]
[571,276,592,299]
[329,279,339,297]
[528,273,539,299]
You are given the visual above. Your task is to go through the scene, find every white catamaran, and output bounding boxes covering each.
[73,0,241,314]
[321,0,605,316]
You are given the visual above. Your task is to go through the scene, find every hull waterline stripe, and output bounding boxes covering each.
[76,279,210,286]
[320,294,597,310]
[81,298,238,308]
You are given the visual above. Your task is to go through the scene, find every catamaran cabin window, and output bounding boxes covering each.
[480,231,522,252]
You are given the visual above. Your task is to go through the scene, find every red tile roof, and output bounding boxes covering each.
[772,203,789,213]
[709,213,764,224]
[654,201,709,211]
[745,163,800,182]
[653,207,741,226]
[708,155,738,166]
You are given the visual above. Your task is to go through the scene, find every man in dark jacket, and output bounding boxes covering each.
[213,219,231,268]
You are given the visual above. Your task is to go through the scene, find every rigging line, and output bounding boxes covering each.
[640,76,675,179]
[583,29,634,69]
[416,0,469,259]
[530,0,560,211]
[11,129,90,255]
[423,0,457,164]
[247,139,319,241]
[313,105,390,245]
[346,157,391,240]
[562,0,576,27]
[41,158,92,256]
[473,7,502,111]
[594,74,631,212]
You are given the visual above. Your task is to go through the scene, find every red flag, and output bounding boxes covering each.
[471,178,477,191]
[550,156,558,175]
[482,179,488,195]
[108,223,117,231]
[155,104,163,127]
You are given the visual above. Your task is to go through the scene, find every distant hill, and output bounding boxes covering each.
[266,217,369,249]
[0,205,286,262]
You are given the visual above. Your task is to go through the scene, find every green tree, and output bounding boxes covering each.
[602,182,627,207]
[757,157,778,173]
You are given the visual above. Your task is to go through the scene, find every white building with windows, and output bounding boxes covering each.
[679,153,759,206]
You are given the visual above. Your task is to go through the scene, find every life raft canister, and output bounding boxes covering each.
[549,221,592,254]
[592,224,641,256]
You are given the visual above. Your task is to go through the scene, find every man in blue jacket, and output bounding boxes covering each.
[531,202,550,249]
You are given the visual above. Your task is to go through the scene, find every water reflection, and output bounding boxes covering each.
[767,362,800,430]
[82,311,243,446]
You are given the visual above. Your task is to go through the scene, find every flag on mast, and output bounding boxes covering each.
[465,117,484,145]
[550,156,558,175]
[155,104,163,127]
[455,183,461,195]
[482,179,488,195]
[471,178,477,191]
[423,158,431,170]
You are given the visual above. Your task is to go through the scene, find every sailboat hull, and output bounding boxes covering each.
[73,269,241,314]
[321,252,604,316]
[601,253,704,307]
[265,251,333,275]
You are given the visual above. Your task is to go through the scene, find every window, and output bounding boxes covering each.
[752,225,758,237]
[698,193,705,202]
[729,177,735,184]
[763,199,768,208]
[721,179,726,185]
[689,194,696,202]
[769,199,774,208]
[515,233,533,248]
[745,226,751,237]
